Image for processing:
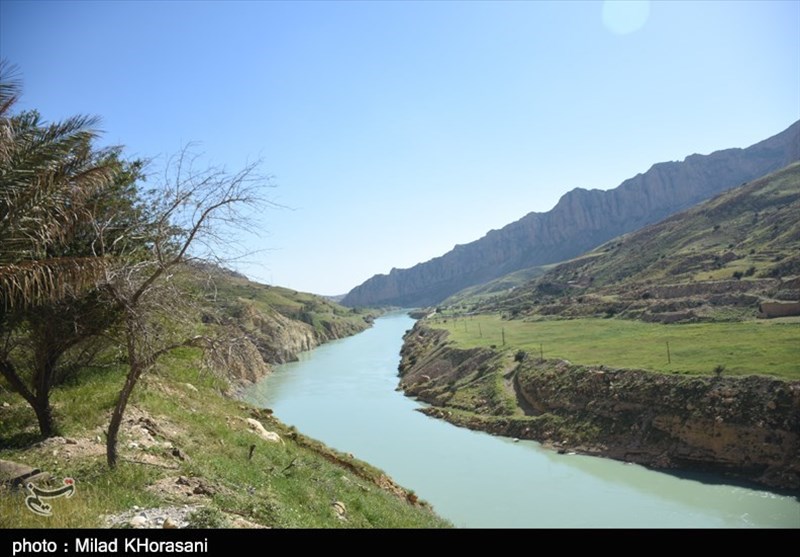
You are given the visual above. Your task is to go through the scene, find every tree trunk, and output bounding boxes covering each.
[33,350,58,438]
[32,395,55,438]
[0,359,56,438]
[106,364,141,468]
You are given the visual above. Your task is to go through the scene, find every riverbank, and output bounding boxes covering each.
[0,346,450,528]
[398,320,800,492]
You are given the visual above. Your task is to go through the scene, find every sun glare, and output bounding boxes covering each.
[602,0,651,35]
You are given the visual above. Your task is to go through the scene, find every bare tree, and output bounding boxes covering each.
[101,148,269,467]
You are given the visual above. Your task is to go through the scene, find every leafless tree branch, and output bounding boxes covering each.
[104,147,275,467]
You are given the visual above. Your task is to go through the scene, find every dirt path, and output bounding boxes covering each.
[501,363,538,417]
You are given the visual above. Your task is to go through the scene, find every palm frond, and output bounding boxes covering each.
[0,61,120,308]
[1,113,118,254]
[0,59,21,119]
[0,256,110,310]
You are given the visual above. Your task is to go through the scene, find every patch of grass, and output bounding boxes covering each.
[0,461,163,528]
[54,365,128,436]
[427,314,800,379]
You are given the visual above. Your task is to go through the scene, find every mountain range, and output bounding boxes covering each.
[342,121,800,308]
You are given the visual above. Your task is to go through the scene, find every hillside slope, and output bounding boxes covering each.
[482,162,800,322]
[195,266,379,384]
[343,121,800,308]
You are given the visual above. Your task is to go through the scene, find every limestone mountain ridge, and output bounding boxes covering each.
[342,121,800,308]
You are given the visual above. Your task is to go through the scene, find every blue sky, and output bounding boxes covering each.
[1,0,798,295]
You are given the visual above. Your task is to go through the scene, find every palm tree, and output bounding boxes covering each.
[0,61,116,311]
[0,60,120,436]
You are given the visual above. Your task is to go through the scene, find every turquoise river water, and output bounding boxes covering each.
[242,312,799,528]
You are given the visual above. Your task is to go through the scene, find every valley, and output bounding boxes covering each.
[3,2,798,531]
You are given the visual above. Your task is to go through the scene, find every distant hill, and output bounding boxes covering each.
[342,121,800,308]
[481,162,800,322]
[441,265,552,307]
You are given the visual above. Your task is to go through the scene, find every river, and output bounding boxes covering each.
[242,312,800,528]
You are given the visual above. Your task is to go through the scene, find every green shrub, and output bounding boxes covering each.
[186,507,230,529]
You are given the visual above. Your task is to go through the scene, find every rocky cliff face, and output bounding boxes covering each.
[343,121,800,308]
[514,361,800,490]
[235,303,320,365]
[220,301,372,385]
[398,323,800,491]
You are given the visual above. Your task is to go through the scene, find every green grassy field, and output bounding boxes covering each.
[427,314,800,379]
[0,348,449,528]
